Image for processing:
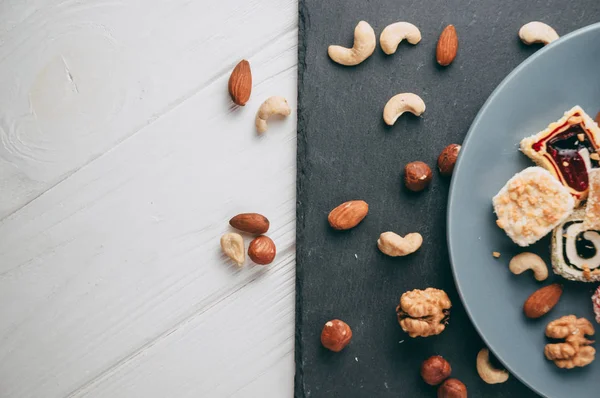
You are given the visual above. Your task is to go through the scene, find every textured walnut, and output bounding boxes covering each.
[405,161,433,192]
[397,288,451,337]
[544,315,595,369]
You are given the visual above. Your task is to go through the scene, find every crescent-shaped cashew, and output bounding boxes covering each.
[255,96,291,134]
[476,348,509,384]
[383,93,426,125]
[519,22,559,45]
[328,21,376,66]
[509,252,548,281]
[380,22,422,55]
[377,231,423,257]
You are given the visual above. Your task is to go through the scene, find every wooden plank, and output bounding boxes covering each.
[70,261,295,398]
[0,2,297,396]
[0,0,296,219]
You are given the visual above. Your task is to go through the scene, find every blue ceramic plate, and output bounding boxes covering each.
[448,23,600,398]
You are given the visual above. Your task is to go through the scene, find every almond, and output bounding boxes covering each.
[328,200,369,230]
[220,233,245,266]
[248,235,276,265]
[436,25,458,66]
[229,213,269,234]
[523,284,562,319]
[228,60,252,106]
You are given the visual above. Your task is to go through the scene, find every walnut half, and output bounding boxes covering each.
[396,288,451,338]
[544,315,596,369]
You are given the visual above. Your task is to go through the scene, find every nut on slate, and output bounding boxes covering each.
[220,232,245,266]
[476,348,509,384]
[229,213,270,234]
[228,60,252,106]
[438,144,461,176]
[378,231,423,257]
[397,288,451,338]
[405,161,432,192]
[248,235,276,265]
[321,319,353,352]
[383,93,426,125]
[437,378,467,398]
[436,25,458,66]
[328,200,369,230]
[523,284,562,319]
[519,21,559,45]
[379,22,422,55]
[328,21,376,66]
[421,355,452,386]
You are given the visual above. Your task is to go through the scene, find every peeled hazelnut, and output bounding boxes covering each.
[248,235,276,265]
[437,378,467,398]
[421,355,452,385]
[321,319,352,352]
[437,144,461,176]
[405,161,432,192]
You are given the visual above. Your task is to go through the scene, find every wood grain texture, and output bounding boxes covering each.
[0,1,297,397]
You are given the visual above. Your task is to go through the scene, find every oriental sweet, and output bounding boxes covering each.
[521,106,600,205]
[493,167,574,247]
[551,209,600,282]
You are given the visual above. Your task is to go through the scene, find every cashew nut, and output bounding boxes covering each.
[328,21,376,66]
[377,231,423,257]
[519,22,559,45]
[383,93,426,125]
[509,252,548,281]
[380,22,421,55]
[476,348,509,384]
[255,96,291,133]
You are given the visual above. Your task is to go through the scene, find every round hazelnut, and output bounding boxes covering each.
[421,355,452,385]
[437,378,467,398]
[320,319,352,352]
[248,236,276,265]
[437,144,461,176]
[404,161,433,192]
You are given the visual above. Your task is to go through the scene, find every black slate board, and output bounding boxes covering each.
[296,1,600,397]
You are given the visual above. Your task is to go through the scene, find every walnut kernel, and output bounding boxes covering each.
[397,288,451,337]
[544,315,595,368]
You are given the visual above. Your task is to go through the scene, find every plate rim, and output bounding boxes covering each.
[447,21,600,398]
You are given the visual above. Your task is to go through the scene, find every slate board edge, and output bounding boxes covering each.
[294,0,309,397]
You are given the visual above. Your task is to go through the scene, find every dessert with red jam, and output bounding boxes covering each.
[521,106,600,205]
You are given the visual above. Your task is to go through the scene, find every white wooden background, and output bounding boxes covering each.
[0,0,297,396]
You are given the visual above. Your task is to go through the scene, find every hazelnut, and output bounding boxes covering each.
[404,161,433,192]
[320,319,352,352]
[437,378,467,398]
[437,144,461,176]
[248,236,276,265]
[421,355,452,385]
